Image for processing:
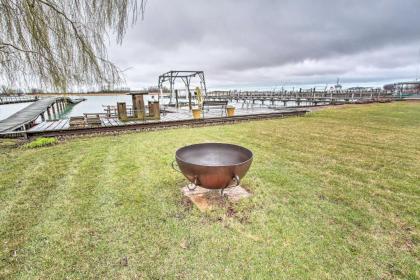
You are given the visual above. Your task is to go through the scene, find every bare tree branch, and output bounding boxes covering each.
[0,0,145,90]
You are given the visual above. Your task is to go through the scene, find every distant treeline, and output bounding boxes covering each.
[0,85,171,95]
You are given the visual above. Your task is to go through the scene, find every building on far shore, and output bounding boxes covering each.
[347,86,376,91]
[383,81,420,96]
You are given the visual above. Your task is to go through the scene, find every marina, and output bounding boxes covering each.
[24,106,308,137]
[205,89,395,105]
[0,87,400,138]
[0,87,402,138]
[1,66,413,140]
[0,68,412,139]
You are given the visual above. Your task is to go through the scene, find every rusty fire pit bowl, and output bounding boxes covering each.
[173,143,253,190]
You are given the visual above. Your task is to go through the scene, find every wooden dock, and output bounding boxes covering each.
[0,95,39,105]
[206,89,395,105]
[24,108,308,138]
[0,97,78,134]
[1,96,396,138]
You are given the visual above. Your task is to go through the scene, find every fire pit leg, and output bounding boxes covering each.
[187,177,199,191]
[187,183,197,191]
[220,175,240,197]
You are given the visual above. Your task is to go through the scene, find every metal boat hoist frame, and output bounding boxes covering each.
[158,70,207,110]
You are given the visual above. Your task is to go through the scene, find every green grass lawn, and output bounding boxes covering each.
[1,102,419,279]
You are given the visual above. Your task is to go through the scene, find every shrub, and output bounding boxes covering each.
[24,137,58,149]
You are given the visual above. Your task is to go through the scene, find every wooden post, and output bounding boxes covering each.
[117,102,128,121]
[187,80,192,110]
[147,101,160,119]
[152,102,160,119]
[55,102,60,114]
[40,113,45,122]
[187,87,192,110]
[175,89,179,108]
[46,107,51,120]
[51,103,57,119]
[148,101,153,117]
[169,74,174,105]
[132,94,145,119]
[51,103,56,118]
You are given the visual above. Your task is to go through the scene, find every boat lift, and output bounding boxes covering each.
[158,70,207,110]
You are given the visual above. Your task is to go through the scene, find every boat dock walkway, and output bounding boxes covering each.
[0,97,83,134]
[0,95,39,105]
[206,89,395,105]
[24,107,308,137]
[1,96,397,138]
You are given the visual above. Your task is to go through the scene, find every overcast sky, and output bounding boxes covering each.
[108,0,420,90]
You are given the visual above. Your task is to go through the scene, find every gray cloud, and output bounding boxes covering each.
[109,0,420,89]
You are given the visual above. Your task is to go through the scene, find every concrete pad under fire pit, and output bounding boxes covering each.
[181,185,252,211]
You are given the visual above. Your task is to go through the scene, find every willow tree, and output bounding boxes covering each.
[0,0,145,90]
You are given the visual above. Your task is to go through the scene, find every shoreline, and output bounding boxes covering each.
[29,93,130,96]
[29,92,165,97]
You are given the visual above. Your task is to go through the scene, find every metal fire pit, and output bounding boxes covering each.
[172,143,253,193]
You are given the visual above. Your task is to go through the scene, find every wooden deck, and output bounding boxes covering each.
[25,110,308,138]
[0,95,39,105]
[26,107,306,135]
[0,97,71,133]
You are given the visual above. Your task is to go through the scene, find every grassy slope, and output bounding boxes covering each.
[0,103,419,279]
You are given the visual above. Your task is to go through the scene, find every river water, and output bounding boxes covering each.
[0,102,35,120]
[0,94,305,121]
[0,95,158,121]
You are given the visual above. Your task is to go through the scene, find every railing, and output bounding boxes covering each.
[0,95,39,104]
[205,89,395,100]
[102,105,151,118]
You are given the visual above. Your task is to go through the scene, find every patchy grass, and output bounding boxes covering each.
[0,102,419,279]
[23,137,58,149]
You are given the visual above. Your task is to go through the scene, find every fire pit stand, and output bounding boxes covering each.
[172,143,253,196]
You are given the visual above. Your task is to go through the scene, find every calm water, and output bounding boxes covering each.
[0,94,306,122]
[0,102,35,120]
[0,95,161,121]
[60,95,134,118]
